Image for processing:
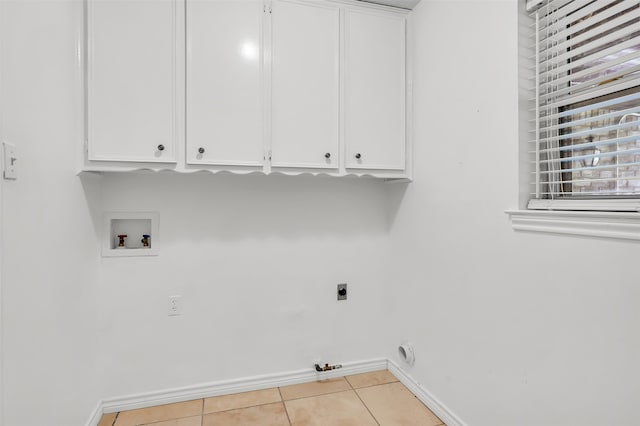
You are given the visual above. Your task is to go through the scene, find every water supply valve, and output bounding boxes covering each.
[117,234,127,248]
[315,363,343,372]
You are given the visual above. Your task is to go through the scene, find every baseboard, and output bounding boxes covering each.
[86,358,387,425]
[86,358,466,426]
[388,360,467,426]
[85,401,104,426]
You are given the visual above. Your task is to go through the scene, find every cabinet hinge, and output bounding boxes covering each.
[264,4,271,13]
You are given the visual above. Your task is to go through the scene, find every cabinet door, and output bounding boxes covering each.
[270,0,339,169]
[186,0,264,166]
[344,10,406,170]
[87,0,177,163]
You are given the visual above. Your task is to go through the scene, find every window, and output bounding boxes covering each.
[527,0,640,211]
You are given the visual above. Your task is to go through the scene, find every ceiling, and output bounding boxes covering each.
[357,0,421,9]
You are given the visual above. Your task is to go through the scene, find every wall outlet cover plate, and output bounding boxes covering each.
[3,142,17,180]
[337,283,347,301]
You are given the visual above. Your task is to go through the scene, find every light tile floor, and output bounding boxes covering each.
[98,370,445,426]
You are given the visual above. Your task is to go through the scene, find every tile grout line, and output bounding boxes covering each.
[278,390,346,402]
[200,393,287,416]
[124,399,205,426]
[204,401,281,414]
[359,381,446,426]
[345,375,355,390]
[347,375,381,426]
[352,387,381,426]
[279,377,355,402]
[113,372,434,426]
[350,379,399,390]
[277,387,293,426]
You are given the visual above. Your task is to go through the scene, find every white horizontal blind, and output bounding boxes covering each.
[528,0,640,210]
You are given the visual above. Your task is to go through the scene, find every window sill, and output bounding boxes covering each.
[506,209,640,241]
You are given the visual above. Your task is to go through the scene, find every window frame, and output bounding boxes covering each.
[525,0,640,211]
[510,0,640,240]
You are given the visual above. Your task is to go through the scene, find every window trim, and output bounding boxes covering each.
[506,209,640,241]
[511,0,640,240]
[528,197,640,212]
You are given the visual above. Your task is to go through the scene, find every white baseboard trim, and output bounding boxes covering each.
[86,358,387,426]
[86,358,466,426]
[85,401,104,426]
[388,360,467,426]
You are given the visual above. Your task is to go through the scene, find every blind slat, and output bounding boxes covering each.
[536,146,640,165]
[537,36,640,99]
[537,0,602,25]
[540,74,640,111]
[530,0,640,199]
[535,119,640,145]
[534,177,640,185]
[538,105,640,133]
[532,191,640,196]
[532,134,640,156]
[538,0,637,40]
[539,50,640,99]
[538,4,640,56]
[538,91,640,121]
[535,159,640,174]
[538,64,640,105]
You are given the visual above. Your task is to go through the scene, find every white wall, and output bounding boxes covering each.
[389,1,640,425]
[0,1,398,422]
[3,1,640,425]
[0,1,100,425]
[93,172,395,398]
[0,0,4,421]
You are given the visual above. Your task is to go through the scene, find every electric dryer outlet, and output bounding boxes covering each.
[337,283,347,301]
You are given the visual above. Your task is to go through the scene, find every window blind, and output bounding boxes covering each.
[527,0,640,211]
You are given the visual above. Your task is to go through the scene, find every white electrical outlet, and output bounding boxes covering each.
[3,142,17,180]
[168,295,182,316]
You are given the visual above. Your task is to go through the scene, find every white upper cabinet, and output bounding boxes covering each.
[83,0,410,179]
[344,9,406,171]
[270,0,340,169]
[186,0,264,166]
[87,0,177,163]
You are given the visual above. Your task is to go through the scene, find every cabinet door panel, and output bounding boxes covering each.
[345,10,406,170]
[87,0,176,163]
[186,0,264,166]
[271,0,339,169]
